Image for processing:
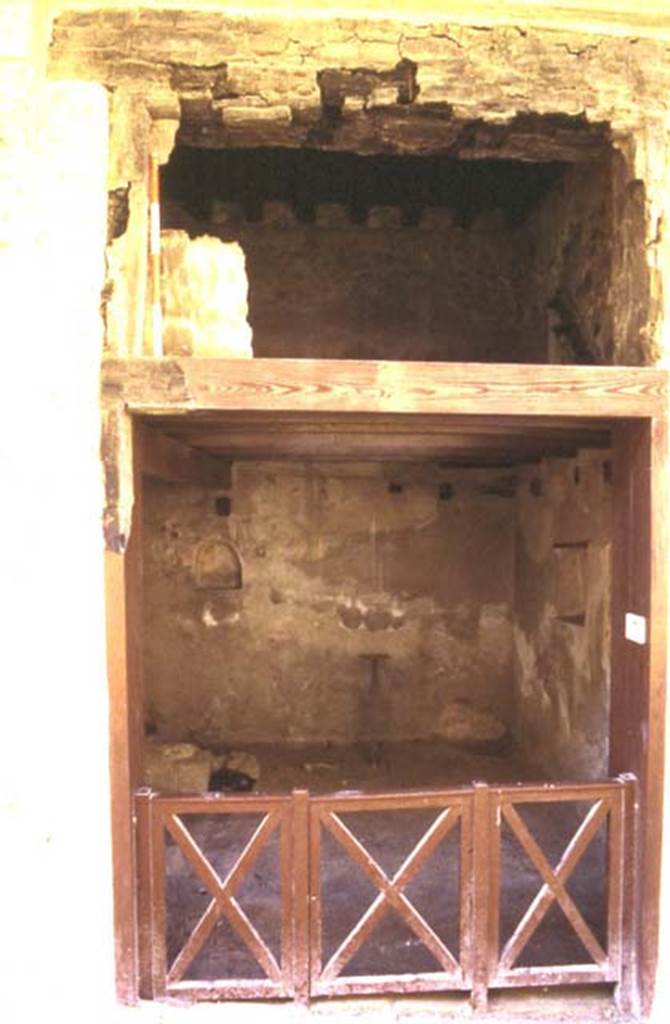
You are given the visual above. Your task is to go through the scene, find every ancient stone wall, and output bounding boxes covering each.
[525,156,650,364]
[161,150,647,364]
[512,449,612,779]
[142,462,516,746]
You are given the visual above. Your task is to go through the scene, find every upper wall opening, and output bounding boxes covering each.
[49,8,658,366]
[161,137,649,365]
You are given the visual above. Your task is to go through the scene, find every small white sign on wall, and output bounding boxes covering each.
[625,612,647,645]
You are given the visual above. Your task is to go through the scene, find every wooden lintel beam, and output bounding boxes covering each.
[150,417,614,437]
[136,421,231,487]
[103,358,667,420]
[167,430,608,461]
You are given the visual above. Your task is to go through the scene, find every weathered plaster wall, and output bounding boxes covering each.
[143,462,515,746]
[0,3,114,1017]
[512,450,612,779]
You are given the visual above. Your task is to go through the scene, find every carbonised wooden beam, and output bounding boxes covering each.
[102,358,667,419]
[136,420,231,486]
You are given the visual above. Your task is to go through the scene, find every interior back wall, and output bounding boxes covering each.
[163,196,538,362]
[142,461,516,747]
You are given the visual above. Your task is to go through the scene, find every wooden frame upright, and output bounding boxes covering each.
[103,356,668,1013]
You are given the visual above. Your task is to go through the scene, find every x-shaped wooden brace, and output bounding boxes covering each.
[498,798,610,972]
[163,811,283,984]
[319,806,461,982]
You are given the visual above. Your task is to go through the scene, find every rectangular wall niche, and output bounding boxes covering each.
[140,421,613,794]
[160,133,649,365]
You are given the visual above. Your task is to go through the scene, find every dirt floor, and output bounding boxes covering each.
[162,741,608,990]
[223,737,542,794]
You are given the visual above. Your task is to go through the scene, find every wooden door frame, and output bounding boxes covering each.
[102,358,667,1011]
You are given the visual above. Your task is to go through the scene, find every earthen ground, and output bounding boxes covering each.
[228,738,537,793]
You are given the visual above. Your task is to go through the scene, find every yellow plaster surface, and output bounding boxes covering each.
[35,0,670,39]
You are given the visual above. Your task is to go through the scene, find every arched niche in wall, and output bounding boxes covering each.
[193,538,243,590]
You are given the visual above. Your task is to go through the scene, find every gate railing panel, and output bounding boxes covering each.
[486,777,634,1001]
[308,789,472,998]
[135,775,636,1007]
[136,791,295,1002]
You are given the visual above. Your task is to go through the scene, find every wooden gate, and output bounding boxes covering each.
[308,789,472,998]
[136,776,636,1007]
[471,778,635,1011]
[136,792,295,1001]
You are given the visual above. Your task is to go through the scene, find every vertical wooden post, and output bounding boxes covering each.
[135,788,155,1000]
[471,781,492,1012]
[611,417,667,1015]
[459,797,474,992]
[292,789,310,1005]
[105,413,146,1002]
[616,773,641,1017]
[279,802,294,997]
[149,803,167,999]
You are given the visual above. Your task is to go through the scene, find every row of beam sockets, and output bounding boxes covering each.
[202,200,506,231]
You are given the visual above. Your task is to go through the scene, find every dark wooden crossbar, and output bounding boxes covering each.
[135,776,636,1007]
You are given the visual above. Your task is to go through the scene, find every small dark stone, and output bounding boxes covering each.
[209,768,255,792]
